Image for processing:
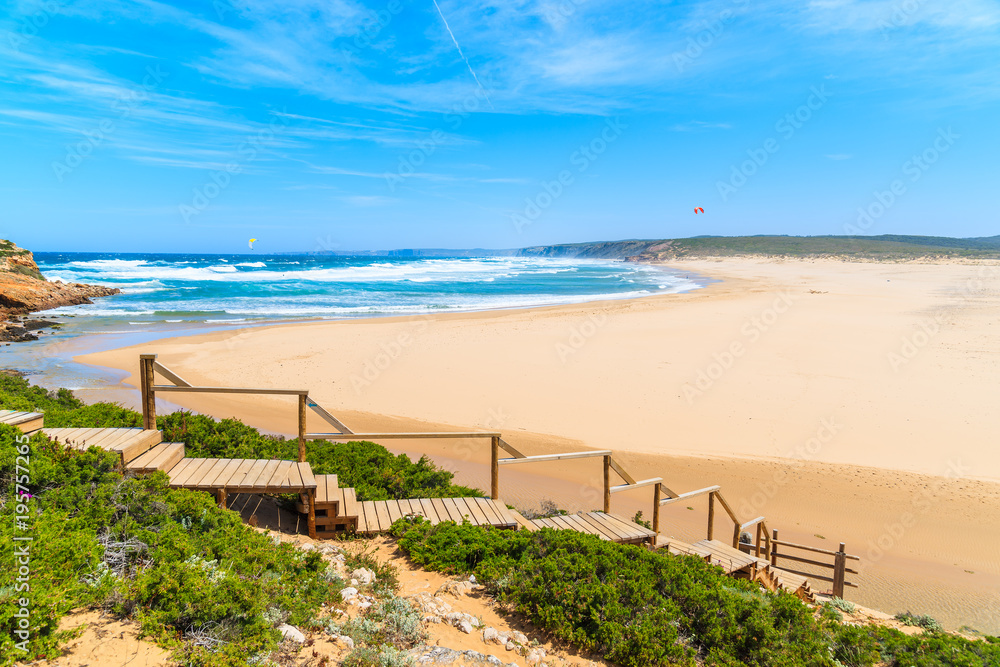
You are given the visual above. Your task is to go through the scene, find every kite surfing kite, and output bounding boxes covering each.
[249,238,257,250]
[694,207,705,214]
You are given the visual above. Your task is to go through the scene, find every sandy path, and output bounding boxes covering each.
[78,257,1000,633]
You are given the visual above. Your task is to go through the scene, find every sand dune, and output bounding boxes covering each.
[80,257,1000,633]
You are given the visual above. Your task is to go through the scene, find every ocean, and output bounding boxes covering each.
[5,253,705,389]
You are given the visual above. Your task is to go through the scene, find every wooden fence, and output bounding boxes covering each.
[766,529,859,598]
[138,353,859,598]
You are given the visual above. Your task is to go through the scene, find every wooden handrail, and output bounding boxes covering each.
[659,485,721,506]
[151,385,309,395]
[498,450,612,465]
[308,431,501,440]
[773,567,858,587]
[740,516,766,531]
[609,477,662,493]
[772,539,861,560]
[774,552,859,574]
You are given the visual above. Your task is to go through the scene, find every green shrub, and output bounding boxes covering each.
[895,611,944,632]
[827,597,856,614]
[392,519,1000,667]
[342,645,415,667]
[0,425,338,666]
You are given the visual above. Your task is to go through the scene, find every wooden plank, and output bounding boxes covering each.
[771,539,861,560]
[373,500,392,532]
[455,498,487,526]
[774,552,859,573]
[489,500,518,527]
[118,430,163,463]
[608,458,637,485]
[226,459,257,488]
[506,508,538,531]
[394,499,413,516]
[417,498,441,524]
[436,497,462,523]
[237,459,270,489]
[496,437,526,458]
[15,415,43,433]
[264,461,294,490]
[151,385,308,396]
[659,485,721,506]
[609,477,663,493]
[309,431,500,440]
[246,460,282,490]
[474,498,503,525]
[356,501,373,532]
[305,398,354,434]
[428,498,451,524]
[575,513,620,541]
[163,457,194,483]
[498,450,612,465]
[152,360,192,387]
[77,428,124,449]
[208,458,245,489]
[589,512,638,542]
[385,500,403,525]
[170,458,215,487]
[85,428,140,453]
[342,488,358,518]
[193,459,232,489]
[298,463,317,490]
[280,462,303,490]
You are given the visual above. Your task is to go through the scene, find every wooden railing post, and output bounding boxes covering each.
[833,542,847,598]
[770,529,779,567]
[603,455,611,513]
[755,522,763,558]
[652,484,661,534]
[139,354,157,430]
[307,489,317,539]
[732,522,741,549]
[491,436,500,500]
[707,491,716,540]
[297,394,307,463]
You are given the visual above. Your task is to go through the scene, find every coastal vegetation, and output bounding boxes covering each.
[518,234,1000,262]
[3,375,998,666]
[392,519,1000,667]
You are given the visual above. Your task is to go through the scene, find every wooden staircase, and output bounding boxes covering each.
[296,474,359,535]
[654,535,814,601]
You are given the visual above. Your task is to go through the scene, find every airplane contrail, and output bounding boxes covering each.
[430,0,494,110]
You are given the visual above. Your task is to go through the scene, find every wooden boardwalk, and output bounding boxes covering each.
[0,410,44,433]
[355,496,519,534]
[166,457,316,494]
[43,427,163,463]
[529,512,657,545]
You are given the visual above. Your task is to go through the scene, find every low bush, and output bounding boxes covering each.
[392,519,1000,667]
[0,424,338,666]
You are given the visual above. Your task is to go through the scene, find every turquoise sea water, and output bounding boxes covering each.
[5,253,704,389]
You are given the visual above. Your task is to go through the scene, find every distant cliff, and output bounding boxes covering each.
[0,240,120,341]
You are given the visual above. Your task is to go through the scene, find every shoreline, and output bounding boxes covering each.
[64,255,1000,633]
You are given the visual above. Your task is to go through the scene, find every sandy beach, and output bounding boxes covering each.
[79,257,1000,633]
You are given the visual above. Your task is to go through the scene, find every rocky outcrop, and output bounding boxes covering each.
[0,239,119,341]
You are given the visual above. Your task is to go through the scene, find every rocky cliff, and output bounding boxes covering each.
[0,239,120,341]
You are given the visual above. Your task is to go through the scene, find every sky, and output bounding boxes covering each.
[0,0,998,253]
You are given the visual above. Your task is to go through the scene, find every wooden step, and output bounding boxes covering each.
[42,427,162,464]
[127,442,185,474]
[0,410,43,433]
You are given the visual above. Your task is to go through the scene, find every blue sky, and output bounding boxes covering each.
[1,0,998,253]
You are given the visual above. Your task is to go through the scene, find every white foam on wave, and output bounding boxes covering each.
[236,262,267,268]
